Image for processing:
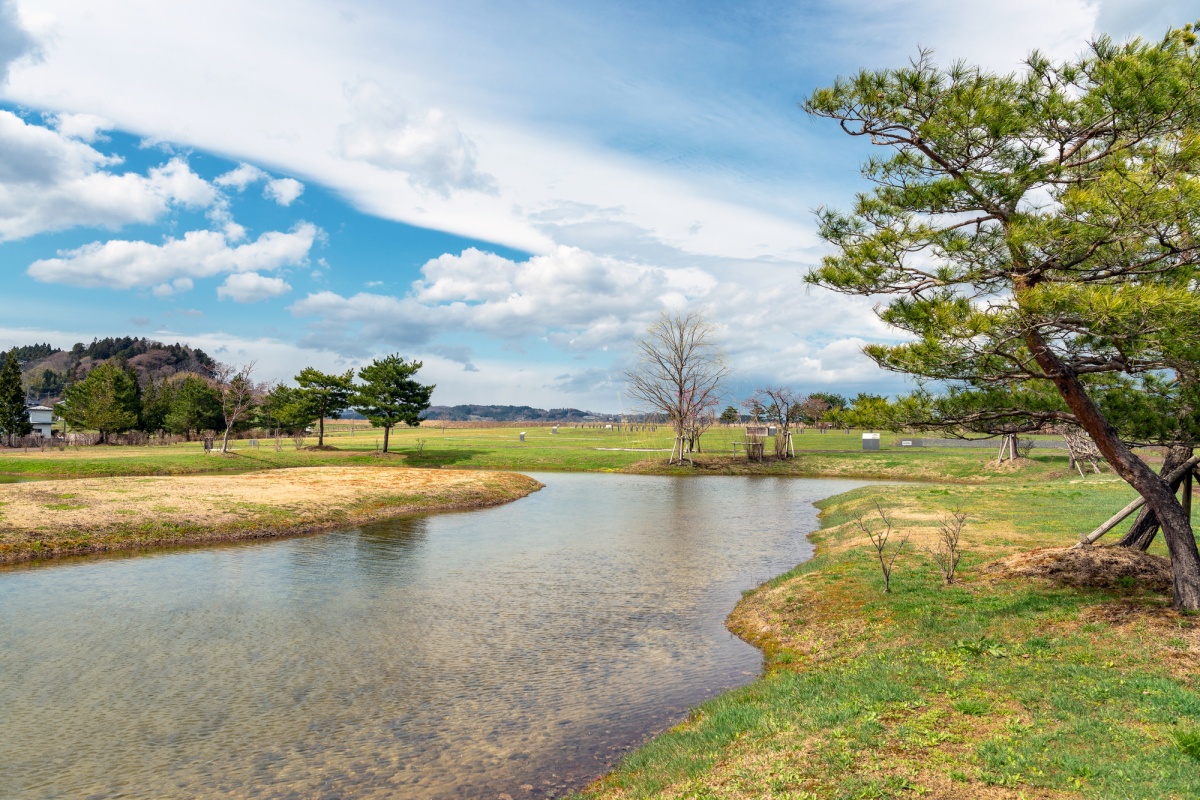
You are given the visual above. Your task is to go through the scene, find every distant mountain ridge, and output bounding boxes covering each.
[421,404,616,422]
[2,337,216,405]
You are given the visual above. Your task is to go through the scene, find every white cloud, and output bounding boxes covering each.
[151,277,193,298]
[214,162,267,190]
[338,80,496,197]
[0,109,216,241]
[28,222,319,292]
[410,246,717,341]
[264,176,303,205]
[217,271,292,302]
[49,111,110,142]
[288,243,895,391]
[215,162,304,205]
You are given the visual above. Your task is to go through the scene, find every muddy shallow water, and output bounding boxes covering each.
[0,473,870,799]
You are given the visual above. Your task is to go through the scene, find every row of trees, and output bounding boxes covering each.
[54,355,434,454]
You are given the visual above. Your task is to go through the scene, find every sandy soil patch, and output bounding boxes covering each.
[0,466,541,563]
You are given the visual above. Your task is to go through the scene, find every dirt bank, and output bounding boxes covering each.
[0,466,542,564]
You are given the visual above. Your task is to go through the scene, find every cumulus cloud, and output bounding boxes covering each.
[338,80,496,196]
[217,271,293,303]
[411,246,716,341]
[0,110,216,241]
[49,112,111,142]
[214,162,268,190]
[28,222,320,296]
[288,238,907,399]
[215,162,304,206]
[264,176,304,206]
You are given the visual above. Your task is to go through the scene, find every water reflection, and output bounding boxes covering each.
[0,474,872,799]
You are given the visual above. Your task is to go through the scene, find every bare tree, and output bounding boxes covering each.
[855,500,909,593]
[751,386,800,458]
[212,361,260,454]
[624,311,728,465]
[931,509,967,585]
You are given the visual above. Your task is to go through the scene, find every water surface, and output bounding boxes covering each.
[0,473,869,799]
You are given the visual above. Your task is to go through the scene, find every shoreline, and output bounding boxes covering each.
[0,466,542,565]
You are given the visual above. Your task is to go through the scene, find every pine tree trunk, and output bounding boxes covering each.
[1117,445,1194,551]
[318,416,325,447]
[1026,330,1200,610]
[383,425,390,454]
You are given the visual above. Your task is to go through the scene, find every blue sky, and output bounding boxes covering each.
[0,0,1192,410]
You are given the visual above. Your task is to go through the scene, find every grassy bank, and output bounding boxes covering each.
[0,466,541,564]
[577,470,1200,799]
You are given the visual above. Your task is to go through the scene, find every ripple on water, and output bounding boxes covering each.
[0,473,874,799]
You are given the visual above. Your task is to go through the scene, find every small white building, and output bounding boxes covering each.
[27,405,54,437]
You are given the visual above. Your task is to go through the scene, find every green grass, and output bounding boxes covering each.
[578,471,1199,799]
[0,423,1102,484]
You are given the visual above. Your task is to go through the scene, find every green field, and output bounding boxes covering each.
[0,422,1080,483]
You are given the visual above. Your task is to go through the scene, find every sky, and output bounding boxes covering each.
[0,0,1192,412]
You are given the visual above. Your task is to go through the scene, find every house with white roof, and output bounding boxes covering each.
[26,405,54,437]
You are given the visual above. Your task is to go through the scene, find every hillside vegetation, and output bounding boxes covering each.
[2,337,215,404]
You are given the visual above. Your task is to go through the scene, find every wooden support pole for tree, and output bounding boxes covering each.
[1184,470,1193,525]
[1074,455,1200,547]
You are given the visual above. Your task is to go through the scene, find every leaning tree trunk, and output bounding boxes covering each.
[1027,330,1200,610]
[1117,445,1194,551]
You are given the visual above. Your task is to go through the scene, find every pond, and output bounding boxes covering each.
[0,473,871,799]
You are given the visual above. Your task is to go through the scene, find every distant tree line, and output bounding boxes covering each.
[49,354,433,453]
[421,404,609,422]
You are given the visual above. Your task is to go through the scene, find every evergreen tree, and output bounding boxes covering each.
[259,384,317,434]
[0,347,32,445]
[140,376,177,434]
[805,26,1200,608]
[163,375,223,440]
[295,367,355,446]
[353,355,434,453]
[59,362,141,443]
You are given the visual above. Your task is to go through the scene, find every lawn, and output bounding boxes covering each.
[576,463,1200,799]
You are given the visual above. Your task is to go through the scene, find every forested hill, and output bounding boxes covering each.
[421,404,614,422]
[1,337,216,404]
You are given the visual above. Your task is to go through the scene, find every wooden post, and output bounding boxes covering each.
[1184,470,1194,525]
[1074,455,1200,547]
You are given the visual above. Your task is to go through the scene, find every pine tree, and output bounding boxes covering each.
[0,347,32,446]
[805,26,1200,608]
[59,362,141,443]
[353,355,434,453]
[295,368,355,447]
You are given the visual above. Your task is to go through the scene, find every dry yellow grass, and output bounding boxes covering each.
[0,466,541,563]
